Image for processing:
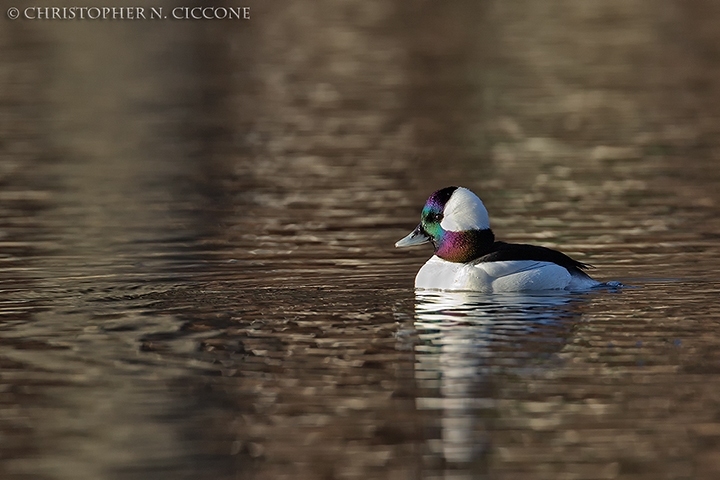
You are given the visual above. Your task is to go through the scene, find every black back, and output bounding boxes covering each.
[476,241,593,276]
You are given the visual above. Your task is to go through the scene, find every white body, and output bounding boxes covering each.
[415,256,600,293]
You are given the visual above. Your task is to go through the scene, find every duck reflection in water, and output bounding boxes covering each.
[411,290,587,469]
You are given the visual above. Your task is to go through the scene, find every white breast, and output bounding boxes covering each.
[414,256,598,292]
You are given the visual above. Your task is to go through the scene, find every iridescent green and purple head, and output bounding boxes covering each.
[395,186,495,263]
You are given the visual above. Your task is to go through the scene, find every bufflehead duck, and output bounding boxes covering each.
[395,186,601,292]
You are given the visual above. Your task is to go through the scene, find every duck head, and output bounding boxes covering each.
[395,186,494,263]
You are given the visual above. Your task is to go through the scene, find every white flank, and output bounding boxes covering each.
[440,187,490,232]
[414,257,599,292]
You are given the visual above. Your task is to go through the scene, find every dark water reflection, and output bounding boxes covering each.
[2,0,720,478]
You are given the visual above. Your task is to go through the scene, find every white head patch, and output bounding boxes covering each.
[440,187,490,232]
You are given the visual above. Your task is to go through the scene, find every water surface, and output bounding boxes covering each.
[2,0,720,479]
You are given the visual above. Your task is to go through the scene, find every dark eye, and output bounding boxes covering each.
[426,212,443,223]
